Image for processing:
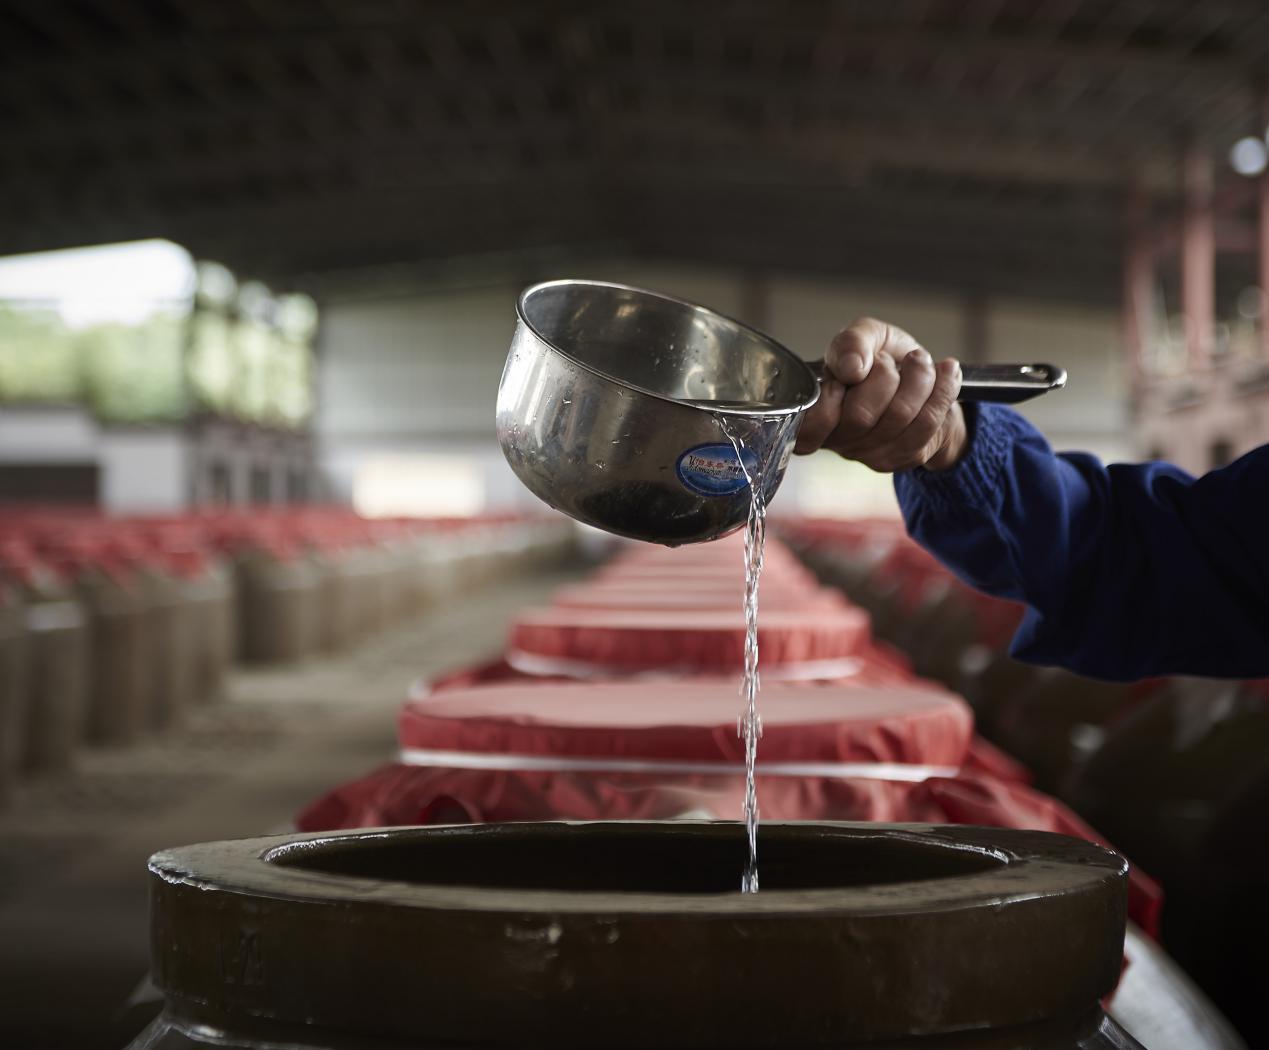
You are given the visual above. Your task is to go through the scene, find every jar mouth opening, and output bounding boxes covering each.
[150,824,1130,1044]
[265,821,1006,895]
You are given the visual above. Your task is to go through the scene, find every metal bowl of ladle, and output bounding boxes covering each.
[496,279,1066,546]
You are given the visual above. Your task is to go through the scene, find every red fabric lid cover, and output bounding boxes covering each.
[556,575,821,599]
[549,583,850,614]
[398,679,973,768]
[508,604,871,671]
[422,645,917,698]
[598,558,816,583]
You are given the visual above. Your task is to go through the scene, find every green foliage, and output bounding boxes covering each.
[0,298,315,428]
[0,304,84,402]
[188,309,236,414]
[79,313,188,423]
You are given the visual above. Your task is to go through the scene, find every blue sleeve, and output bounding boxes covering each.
[893,403,1269,681]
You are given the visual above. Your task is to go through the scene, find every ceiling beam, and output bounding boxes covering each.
[591,4,1269,90]
[597,59,1242,157]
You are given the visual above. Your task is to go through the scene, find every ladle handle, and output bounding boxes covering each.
[957,363,1067,404]
[809,360,1066,404]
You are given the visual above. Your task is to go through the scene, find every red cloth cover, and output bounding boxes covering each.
[296,763,1158,937]
[549,582,851,614]
[298,672,1159,935]
[596,540,818,589]
[962,735,1034,785]
[422,643,918,695]
[300,676,973,844]
[507,605,872,674]
[398,679,973,767]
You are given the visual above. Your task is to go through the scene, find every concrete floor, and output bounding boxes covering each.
[0,567,578,1050]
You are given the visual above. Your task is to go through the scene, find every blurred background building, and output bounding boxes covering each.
[2,3,1268,1049]
[4,0,1269,518]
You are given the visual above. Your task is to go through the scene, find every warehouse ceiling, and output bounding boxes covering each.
[2,0,1267,305]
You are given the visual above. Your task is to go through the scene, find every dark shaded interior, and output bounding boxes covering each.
[3,2,1265,305]
[267,825,1006,893]
[0,463,100,504]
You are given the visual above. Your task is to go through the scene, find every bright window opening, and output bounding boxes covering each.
[353,454,486,518]
[781,454,900,519]
[0,239,194,328]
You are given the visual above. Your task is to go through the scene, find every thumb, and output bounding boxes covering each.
[826,317,887,386]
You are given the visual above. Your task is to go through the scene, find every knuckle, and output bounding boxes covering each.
[877,403,919,438]
[929,380,957,410]
[840,402,880,432]
[915,391,952,430]
[874,349,899,373]
[908,409,941,443]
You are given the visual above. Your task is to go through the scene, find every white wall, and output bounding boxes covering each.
[765,274,965,364]
[97,430,190,513]
[315,263,1134,519]
[0,405,100,463]
[0,407,193,512]
[317,283,521,444]
[315,281,521,509]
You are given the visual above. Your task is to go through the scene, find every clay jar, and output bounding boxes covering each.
[187,556,235,704]
[235,543,320,664]
[0,579,26,803]
[135,562,197,730]
[73,562,150,744]
[6,557,90,772]
[133,822,1142,1049]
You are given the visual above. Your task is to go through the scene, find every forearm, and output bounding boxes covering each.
[894,405,1063,605]
[894,405,1269,680]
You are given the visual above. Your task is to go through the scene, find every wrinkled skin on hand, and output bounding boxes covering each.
[795,317,969,473]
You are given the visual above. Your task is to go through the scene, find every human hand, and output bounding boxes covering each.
[794,317,968,472]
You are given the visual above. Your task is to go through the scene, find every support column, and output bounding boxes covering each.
[1181,143,1216,370]
[739,269,770,333]
[961,290,989,364]
[1260,93,1269,359]
[1122,179,1152,394]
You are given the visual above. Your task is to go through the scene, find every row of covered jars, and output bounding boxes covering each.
[0,508,577,807]
[780,515,1269,1045]
[0,527,234,806]
[211,512,576,662]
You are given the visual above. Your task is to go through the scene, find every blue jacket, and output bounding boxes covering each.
[894,404,1269,681]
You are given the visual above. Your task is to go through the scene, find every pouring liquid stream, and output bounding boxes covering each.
[716,411,797,893]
